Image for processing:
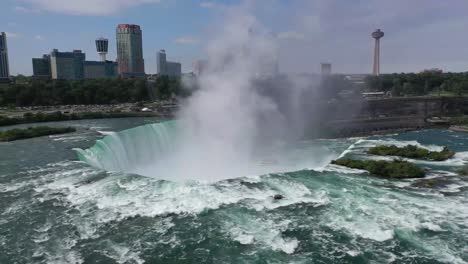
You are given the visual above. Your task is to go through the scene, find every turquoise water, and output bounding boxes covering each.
[0,118,467,263]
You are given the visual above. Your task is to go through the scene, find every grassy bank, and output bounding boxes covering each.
[0,126,76,142]
[0,111,159,127]
[331,158,425,179]
[368,145,455,161]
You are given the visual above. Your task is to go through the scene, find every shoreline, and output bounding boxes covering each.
[0,126,76,142]
[0,106,175,127]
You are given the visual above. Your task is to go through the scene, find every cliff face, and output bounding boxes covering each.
[310,97,468,138]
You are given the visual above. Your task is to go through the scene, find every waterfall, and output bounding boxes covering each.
[75,121,179,174]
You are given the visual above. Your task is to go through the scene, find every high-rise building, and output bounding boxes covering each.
[372,29,384,76]
[84,61,118,79]
[96,38,109,62]
[0,32,10,81]
[32,55,51,79]
[157,49,167,75]
[50,49,86,80]
[167,62,181,77]
[116,24,145,77]
[321,63,332,76]
[157,49,182,77]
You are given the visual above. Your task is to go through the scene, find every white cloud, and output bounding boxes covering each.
[200,2,216,9]
[14,5,41,13]
[4,32,20,38]
[277,31,305,40]
[174,36,200,45]
[24,0,161,16]
[34,35,45,40]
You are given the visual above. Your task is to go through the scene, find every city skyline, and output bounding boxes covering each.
[2,0,468,75]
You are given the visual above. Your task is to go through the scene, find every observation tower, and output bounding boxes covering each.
[372,29,384,76]
[95,38,109,62]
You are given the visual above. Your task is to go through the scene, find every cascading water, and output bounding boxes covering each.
[75,121,179,175]
[75,120,334,181]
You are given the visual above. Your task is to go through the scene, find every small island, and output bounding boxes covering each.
[368,145,455,161]
[331,158,425,179]
[0,126,76,142]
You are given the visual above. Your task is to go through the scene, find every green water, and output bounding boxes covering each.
[0,118,467,263]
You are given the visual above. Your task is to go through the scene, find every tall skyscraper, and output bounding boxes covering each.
[50,49,85,80]
[157,49,167,75]
[95,38,109,62]
[372,29,384,76]
[157,49,182,77]
[0,32,10,80]
[116,24,145,77]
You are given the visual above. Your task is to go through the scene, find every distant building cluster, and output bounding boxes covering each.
[26,24,182,80]
[157,50,181,77]
[32,49,117,80]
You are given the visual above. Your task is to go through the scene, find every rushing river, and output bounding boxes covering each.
[0,118,467,263]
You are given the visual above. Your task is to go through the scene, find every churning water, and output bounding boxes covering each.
[1,118,467,263]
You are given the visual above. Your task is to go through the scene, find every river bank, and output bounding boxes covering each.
[0,103,176,127]
[0,126,76,142]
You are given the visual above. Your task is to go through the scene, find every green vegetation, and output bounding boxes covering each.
[0,111,158,127]
[0,77,190,107]
[0,126,76,142]
[364,72,468,96]
[368,145,455,161]
[331,158,425,179]
[456,167,468,176]
[450,116,468,126]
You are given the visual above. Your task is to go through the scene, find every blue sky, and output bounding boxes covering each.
[3,0,468,75]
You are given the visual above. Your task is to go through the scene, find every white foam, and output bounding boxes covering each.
[346,249,361,257]
[97,131,115,136]
[225,218,299,254]
[0,181,30,193]
[322,164,368,175]
[357,139,444,152]
[51,135,87,142]
[100,243,145,264]
[420,222,444,232]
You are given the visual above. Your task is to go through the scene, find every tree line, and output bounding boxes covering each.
[364,72,468,96]
[2,72,468,107]
[0,76,190,107]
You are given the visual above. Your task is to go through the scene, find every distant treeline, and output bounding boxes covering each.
[0,76,189,107]
[365,72,468,96]
[0,111,158,127]
[3,72,468,107]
